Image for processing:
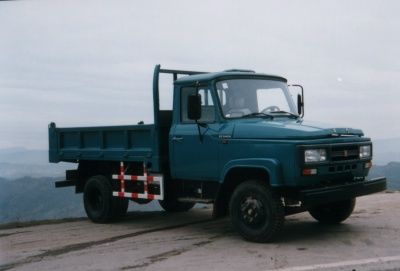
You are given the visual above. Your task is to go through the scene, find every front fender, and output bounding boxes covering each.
[220,158,284,187]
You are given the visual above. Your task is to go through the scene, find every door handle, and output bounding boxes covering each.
[172,136,184,143]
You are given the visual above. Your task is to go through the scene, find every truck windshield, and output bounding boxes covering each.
[216,79,298,119]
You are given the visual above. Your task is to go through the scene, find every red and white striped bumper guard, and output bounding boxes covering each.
[112,162,164,200]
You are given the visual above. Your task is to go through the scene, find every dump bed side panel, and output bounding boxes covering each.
[48,123,161,171]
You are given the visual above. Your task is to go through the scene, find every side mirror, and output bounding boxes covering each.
[297,93,303,116]
[187,94,202,120]
[289,84,304,117]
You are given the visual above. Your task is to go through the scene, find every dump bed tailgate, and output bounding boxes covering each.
[48,122,159,167]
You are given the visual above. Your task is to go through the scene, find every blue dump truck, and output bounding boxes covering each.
[49,65,386,242]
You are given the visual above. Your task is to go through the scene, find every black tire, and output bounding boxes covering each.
[158,199,195,212]
[83,175,129,223]
[229,180,284,243]
[308,198,356,224]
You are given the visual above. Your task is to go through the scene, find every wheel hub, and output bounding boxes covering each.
[240,196,266,227]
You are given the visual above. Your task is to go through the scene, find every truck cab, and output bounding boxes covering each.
[49,65,386,242]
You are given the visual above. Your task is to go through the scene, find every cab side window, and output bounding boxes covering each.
[181,87,215,123]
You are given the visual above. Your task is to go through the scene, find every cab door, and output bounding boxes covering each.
[170,86,220,181]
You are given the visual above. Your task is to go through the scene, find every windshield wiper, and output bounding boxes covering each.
[242,112,274,119]
[269,110,299,119]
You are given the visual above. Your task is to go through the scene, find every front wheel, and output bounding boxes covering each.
[229,180,284,243]
[308,198,356,224]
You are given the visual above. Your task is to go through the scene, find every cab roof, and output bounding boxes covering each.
[174,70,287,85]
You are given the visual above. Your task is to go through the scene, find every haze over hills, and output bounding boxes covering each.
[0,146,398,224]
[0,147,73,179]
[372,137,400,165]
[0,147,48,164]
[369,162,400,190]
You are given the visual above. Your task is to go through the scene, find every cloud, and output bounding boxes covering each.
[0,0,399,148]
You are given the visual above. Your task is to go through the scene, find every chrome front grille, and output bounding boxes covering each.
[331,145,359,161]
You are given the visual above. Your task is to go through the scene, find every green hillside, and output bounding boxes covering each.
[369,162,400,190]
[0,177,161,224]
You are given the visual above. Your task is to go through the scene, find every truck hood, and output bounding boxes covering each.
[232,119,364,140]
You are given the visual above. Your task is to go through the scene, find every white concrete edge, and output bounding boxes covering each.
[271,255,400,271]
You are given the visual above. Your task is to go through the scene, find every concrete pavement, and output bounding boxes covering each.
[1,193,399,271]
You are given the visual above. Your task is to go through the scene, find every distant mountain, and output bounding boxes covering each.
[0,162,73,179]
[0,177,161,224]
[0,148,162,224]
[369,161,400,190]
[373,138,400,165]
[0,177,84,223]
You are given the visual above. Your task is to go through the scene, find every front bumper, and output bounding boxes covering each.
[299,177,387,206]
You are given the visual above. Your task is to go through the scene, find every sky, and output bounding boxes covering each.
[0,0,399,149]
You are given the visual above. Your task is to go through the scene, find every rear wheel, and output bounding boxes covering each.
[308,198,356,224]
[229,180,284,243]
[83,175,128,223]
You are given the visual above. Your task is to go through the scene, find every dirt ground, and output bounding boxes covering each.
[1,193,399,271]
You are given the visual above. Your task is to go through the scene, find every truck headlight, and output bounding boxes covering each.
[359,145,371,159]
[304,149,327,163]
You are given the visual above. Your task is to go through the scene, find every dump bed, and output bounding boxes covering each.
[48,122,163,171]
[48,65,202,173]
